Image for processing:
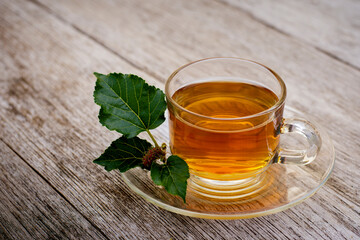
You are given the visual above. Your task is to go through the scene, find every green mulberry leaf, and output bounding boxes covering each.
[151,155,190,202]
[93,72,167,138]
[94,136,151,172]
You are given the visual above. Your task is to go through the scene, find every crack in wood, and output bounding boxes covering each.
[0,137,111,240]
[214,0,360,72]
[27,0,166,83]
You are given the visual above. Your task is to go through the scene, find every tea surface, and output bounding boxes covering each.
[169,81,281,180]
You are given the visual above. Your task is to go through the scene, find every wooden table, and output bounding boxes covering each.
[1,0,359,239]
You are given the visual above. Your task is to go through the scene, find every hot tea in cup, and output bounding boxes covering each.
[165,58,321,199]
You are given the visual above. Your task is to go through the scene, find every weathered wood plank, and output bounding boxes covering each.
[33,0,360,117]
[0,140,107,240]
[0,1,175,239]
[32,0,360,199]
[0,0,359,239]
[0,1,260,239]
[220,0,360,69]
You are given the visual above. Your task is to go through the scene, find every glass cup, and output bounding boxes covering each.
[165,57,321,199]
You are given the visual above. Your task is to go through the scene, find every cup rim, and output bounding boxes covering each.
[165,57,287,121]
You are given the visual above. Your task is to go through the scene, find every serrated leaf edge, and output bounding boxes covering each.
[94,72,147,132]
[93,72,166,137]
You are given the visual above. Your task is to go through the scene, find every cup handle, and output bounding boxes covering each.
[277,118,322,165]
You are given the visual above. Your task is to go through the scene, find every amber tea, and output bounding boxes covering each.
[169,81,283,181]
[166,58,321,201]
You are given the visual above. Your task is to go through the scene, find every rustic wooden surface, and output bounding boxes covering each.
[1,0,359,239]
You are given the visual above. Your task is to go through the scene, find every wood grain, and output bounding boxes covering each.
[220,0,360,69]
[0,0,359,239]
[32,0,360,197]
[0,140,107,240]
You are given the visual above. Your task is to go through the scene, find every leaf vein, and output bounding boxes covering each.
[133,79,140,115]
[99,157,142,162]
[120,141,147,153]
[166,164,181,195]
[99,77,147,130]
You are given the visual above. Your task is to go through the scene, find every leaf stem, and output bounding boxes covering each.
[146,129,159,148]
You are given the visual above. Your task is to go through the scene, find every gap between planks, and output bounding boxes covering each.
[0,137,111,240]
[28,0,360,75]
[214,0,360,72]
[27,0,166,83]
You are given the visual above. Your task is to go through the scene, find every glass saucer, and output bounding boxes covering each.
[120,107,335,219]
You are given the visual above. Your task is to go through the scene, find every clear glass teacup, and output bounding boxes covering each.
[165,57,321,199]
